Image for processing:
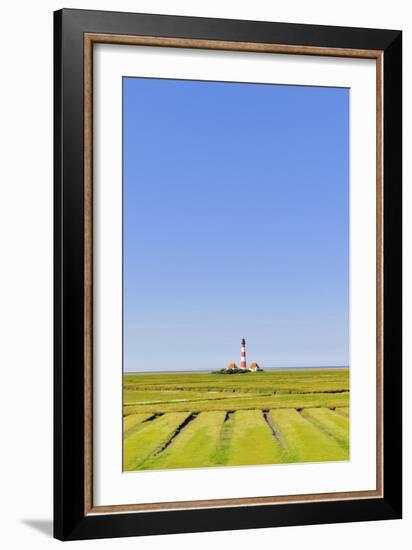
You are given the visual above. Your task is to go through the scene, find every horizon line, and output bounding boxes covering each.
[124,365,350,375]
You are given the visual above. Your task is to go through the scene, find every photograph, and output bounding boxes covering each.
[122,76,350,472]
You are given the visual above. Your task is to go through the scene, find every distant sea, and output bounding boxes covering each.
[125,365,349,374]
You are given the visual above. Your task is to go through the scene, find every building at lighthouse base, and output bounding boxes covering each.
[212,362,263,374]
[249,362,263,372]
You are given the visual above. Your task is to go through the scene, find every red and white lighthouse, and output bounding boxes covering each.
[240,338,247,370]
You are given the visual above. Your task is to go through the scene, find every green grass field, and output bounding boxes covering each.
[123,369,349,471]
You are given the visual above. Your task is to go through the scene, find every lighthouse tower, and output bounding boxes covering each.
[240,338,247,370]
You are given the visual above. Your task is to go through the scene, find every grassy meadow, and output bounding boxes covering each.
[123,368,349,471]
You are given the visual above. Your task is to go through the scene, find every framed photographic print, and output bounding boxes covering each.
[54,8,402,541]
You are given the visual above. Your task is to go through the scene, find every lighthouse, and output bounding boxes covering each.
[240,338,247,370]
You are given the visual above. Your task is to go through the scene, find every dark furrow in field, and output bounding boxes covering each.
[152,413,198,457]
[123,411,163,421]
[125,386,349,395]
[212,411,234,465]
[124,402,350,417]
[142,413,163,422]
[271,390,348,395]
[263,410,286,449]
[125,391,350,408]
[296,409,348,449]
[125,387,242,393]
[127,388,232,394]
[125,393,273,406]
[123,413,162,439]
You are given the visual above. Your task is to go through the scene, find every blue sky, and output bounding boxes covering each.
[123,77,349,372]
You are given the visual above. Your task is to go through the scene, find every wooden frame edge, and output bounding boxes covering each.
[84,32,382,58]
[88,489,382,516]
[376,52,384,498]
[83,33,384,516]
[84,33,94,515]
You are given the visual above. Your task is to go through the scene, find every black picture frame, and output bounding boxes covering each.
[54,8,402,541]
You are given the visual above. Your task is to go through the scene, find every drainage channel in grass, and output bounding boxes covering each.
[152,413,198,456]
[262,409,287,449]
[140,411,226,470]
[334,407,350,418]
[269,408,348,463]
[219,409,287,466]
[211,411,234,466]
[123,413,161,439]
[300,408,349,451]
[123,411,192,471]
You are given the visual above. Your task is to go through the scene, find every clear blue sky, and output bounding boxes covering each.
[123,77,349,372]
